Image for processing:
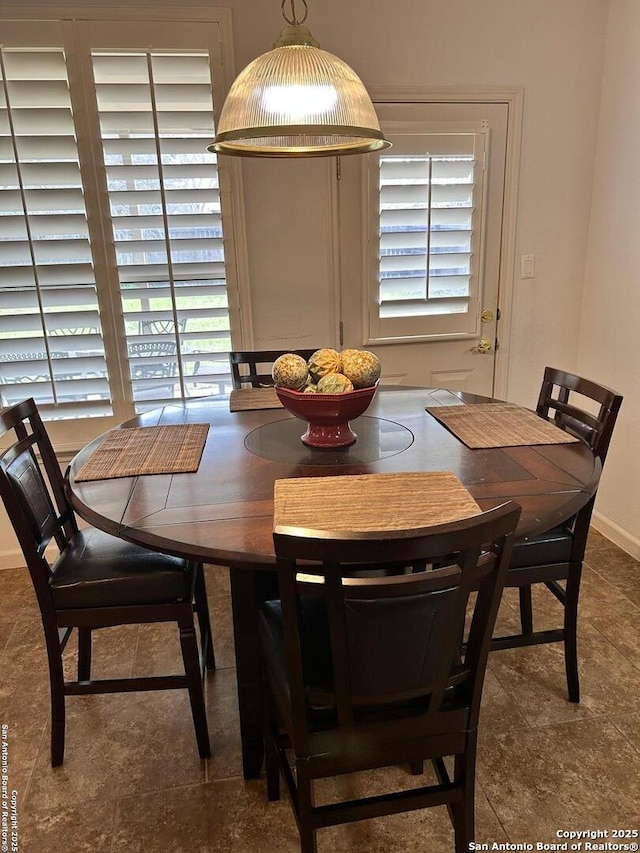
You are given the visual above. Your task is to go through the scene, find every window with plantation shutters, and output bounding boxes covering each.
[0,13,240,443]
[365,128,488,342]
[0,47,111,417]
[93,50,230,411]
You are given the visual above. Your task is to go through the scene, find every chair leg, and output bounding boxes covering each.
[564,564,582,703]
[194,563,216,671]
[409,760,425,775]
[178,620,211,758]
[262,680,281,801]
[296,761,318,853]
[44,627,66,767]
[451,732,477,853]
[519,585,533,634]
[77,627,92,681]
[264,721,281,801]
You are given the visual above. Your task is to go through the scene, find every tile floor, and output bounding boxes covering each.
[2,529,639,852]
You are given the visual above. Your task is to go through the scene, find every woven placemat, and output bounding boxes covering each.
[75,423,209,481]
[229,387,283,412]
[426,402,580,449]
[274,472,481,533]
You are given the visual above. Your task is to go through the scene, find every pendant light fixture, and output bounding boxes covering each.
[208,0,391,158]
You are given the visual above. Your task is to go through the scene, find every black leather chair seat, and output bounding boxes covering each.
[509,525,573,569]
[50,528,193,609]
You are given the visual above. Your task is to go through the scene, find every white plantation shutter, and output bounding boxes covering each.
[92,51,231,411]
[0,47,110,417]
[367,130,487,341]
[0,15,238,435]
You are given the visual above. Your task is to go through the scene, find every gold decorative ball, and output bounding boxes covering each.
[341,350,382,388]
[272,353,309,390]
[316,373,354,394]
[307,348,342,383]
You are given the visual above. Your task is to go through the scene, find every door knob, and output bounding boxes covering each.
[470,338,493,354]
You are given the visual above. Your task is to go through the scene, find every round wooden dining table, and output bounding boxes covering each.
[66,386,601,778]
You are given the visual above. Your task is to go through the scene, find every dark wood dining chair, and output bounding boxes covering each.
[229,348,317,389]
[260,501,521,853]
[490,367,623,702]
[0,398,215,766]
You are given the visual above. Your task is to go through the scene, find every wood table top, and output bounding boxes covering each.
[66,387,601,569]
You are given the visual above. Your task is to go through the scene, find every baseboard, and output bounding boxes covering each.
[591,511,640,561]
[0,550,26,570]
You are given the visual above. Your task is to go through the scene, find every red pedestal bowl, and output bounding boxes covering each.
[275,384,378,448]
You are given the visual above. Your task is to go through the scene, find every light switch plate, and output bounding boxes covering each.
[521,254,535,279]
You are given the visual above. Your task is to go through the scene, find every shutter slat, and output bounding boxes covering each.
[108,187,218,206]
[0,310,101,335]
[18,161,82,187]
[111,212,222,231]
[380,297,468,318]
[0,265,98,287]
[113,236,224,254]
[121,281,226,300]
[96,82,214,110]
[105,162,218,182]
[5,79,72,108]
[115,261,226,281]
[1,285,99,309]
[38,264,97,286]
[23,187,87,212]
[98,111,214,132]
[14,135,79,160]
[9,108,76,135]
[102,136,214,156]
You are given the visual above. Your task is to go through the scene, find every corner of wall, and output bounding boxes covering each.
[591,510,640,561]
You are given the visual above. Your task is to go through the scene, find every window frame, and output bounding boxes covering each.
[363,119,490,346]
[0,6,249,452]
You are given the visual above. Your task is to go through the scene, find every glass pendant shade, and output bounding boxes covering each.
[209,25,390,157]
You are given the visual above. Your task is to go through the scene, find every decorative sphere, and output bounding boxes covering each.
[316,373,354,393]
[272,353,309,389]
[341,350,382,388]
[307,348,342,383]
[340,348,360,361]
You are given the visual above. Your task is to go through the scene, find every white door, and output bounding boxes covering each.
[339,102,509,396]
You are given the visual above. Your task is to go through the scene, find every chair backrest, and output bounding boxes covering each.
[229,349,318,389]
[49,326,100,337]
[536,367,623,462]
[128,340,178,379]
[272,502,520,748]
[0,398,78,613]
[139,317,188,335]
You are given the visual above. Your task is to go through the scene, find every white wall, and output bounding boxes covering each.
[1,0,615,564]
[228,0,609,402]
[578,0,640,556]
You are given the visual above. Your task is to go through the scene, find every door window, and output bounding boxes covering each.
[366,125,488,343]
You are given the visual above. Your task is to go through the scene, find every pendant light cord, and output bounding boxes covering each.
[281,0,308,26]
